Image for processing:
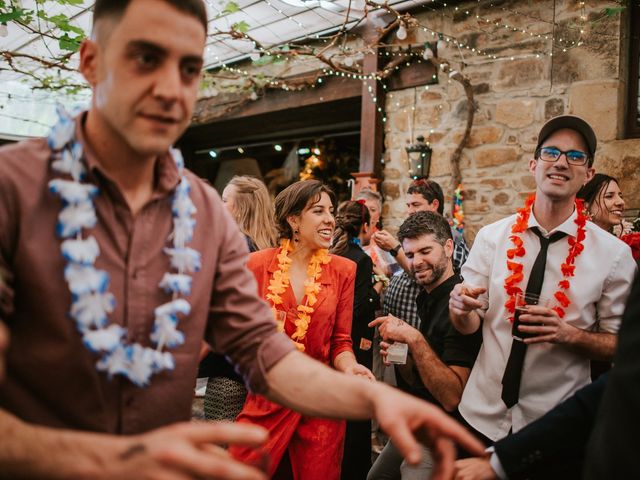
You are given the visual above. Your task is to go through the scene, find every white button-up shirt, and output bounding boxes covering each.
[458,209,637,441]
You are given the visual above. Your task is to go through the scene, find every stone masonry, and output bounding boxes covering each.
[381,0,640,242]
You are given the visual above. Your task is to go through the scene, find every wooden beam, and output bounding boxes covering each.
[359,47,384,177]
[386,60,438,91]
[193,75,361,125]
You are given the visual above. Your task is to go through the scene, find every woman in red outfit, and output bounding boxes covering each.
[231,180,374,480]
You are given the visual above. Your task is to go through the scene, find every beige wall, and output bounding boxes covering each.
[381,0,640,242]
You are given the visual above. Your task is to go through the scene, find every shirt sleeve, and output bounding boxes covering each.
[440,324,482,368]
[595,244,637,333]
[330,259,356,364]
[205,210,295,395]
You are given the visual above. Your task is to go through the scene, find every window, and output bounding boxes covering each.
[627,1,640,137]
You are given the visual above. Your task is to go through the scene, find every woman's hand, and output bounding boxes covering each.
[344,363,376,381]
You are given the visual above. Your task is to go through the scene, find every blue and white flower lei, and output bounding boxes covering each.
[47,106,201,387]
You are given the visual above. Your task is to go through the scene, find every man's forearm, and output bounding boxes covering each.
[450,309,481,335]
[0,409,124,479]
[409,336,464,412]
[567,330,616,361]
[265,350,376,419]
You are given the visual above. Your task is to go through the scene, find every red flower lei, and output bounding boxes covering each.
[504,194,588,322]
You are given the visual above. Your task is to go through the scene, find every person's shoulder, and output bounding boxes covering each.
[329,252,357,276]
[248,247,278,268]
[342,243,369,263]
[0,137,51,182]
[183,169,220,201]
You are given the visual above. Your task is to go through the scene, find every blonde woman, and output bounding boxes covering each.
[200,176,277,421]
[222,175,278,251]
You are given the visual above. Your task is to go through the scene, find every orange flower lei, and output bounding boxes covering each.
[266,239,332,351]
[504,194,588,322]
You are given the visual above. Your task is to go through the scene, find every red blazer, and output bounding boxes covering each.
[231,247,357,479]
[247,247,356,364]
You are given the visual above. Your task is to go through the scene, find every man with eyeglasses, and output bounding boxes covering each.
[447,115,636,475]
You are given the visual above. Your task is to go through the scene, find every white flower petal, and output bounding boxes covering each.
[96,344,129,377]
[158,273,192,295]
[57,201,97,238]
[154,299,191,318]
[126,345,155,387]
[164,247,201,273]
[172,193,196,218]
[150,315,185,349]
[64,264,109,295]
[71,291,115,331]
[47,110,75,150]
[150,350,175,373]
[49,179,99,204]
[83,324,125,353]
[170,148,185,171]
[62,236,100,265]
[172,217,196,247]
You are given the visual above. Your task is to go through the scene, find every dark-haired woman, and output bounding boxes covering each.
[331,200,384,480]
[578,174,629,379]
[577,173,626,234]
[230,180,374,480]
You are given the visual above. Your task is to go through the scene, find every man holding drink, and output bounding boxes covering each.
[449,115,636,463]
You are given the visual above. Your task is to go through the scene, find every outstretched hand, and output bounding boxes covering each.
[373,386,485,480]
[454,457,497,480]
[104,421,269,480]
[449,283,486,334]
[344,363,376,381]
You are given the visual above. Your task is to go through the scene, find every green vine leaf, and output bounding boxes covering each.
[232,20,250,34]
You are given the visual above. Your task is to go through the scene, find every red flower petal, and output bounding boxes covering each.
[554,291,571,308]
[552,306,565,318]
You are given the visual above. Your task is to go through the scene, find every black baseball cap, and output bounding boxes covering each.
[536,115,597,159]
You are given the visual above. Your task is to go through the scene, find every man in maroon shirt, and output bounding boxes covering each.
[0,1,482,478]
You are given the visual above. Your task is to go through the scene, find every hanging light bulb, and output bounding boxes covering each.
[250,91,258,101]
[344,56,354,67]
[396,23,407,40]
[0,23,8,38]
[436,37,447,53]
[423,43,434,60]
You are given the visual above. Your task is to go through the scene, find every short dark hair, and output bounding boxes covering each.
[93,0,208,33]
[407,178,444,215]
[274,180,336,241]
[398,211,452,246]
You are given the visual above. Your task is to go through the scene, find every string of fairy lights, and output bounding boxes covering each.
[1,0,622,134]
[201,0,601,100]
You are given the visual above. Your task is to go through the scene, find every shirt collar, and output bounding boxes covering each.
[528,207,578,238]
[74,112,181,196]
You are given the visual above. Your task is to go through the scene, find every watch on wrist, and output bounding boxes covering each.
[389,244,401,257]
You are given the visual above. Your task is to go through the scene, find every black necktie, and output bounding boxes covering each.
[501,228,567,409]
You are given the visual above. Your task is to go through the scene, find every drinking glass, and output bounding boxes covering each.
[512,292,551,341]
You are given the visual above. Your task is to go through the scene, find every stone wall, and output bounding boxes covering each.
[381,0,640,242]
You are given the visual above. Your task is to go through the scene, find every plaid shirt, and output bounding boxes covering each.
[382,229,469,330]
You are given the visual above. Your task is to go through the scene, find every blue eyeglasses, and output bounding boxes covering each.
[536,147,589,166]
